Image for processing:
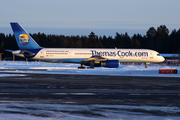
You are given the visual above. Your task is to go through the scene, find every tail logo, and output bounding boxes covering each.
[18,34,29,45]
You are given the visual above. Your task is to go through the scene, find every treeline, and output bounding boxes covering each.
[0,25,180,56]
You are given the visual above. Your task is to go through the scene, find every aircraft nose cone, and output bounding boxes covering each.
[161,56,165,62]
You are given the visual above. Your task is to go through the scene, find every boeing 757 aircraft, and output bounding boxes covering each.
[8,22,165,68]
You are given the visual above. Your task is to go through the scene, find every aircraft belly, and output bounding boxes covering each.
[118,57,150,63]
[36,58,85,63]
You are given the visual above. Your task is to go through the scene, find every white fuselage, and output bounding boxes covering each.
[27,48,165,63]
[10,22,165,66]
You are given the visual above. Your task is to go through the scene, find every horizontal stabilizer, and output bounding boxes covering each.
[20,50,35,56]
[5,49,14,53]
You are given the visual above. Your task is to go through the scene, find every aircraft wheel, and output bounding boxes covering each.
[78,67,86,69]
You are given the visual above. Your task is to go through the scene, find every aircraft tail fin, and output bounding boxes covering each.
[10,22,42,50]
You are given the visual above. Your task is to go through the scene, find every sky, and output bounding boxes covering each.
[1,0,180,36]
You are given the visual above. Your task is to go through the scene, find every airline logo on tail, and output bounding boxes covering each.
[18,34,29,45]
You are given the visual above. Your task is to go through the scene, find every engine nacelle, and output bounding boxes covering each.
[81,60,119,68]
[101,60,119,68]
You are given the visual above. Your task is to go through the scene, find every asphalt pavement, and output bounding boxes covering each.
[0,73,180,106]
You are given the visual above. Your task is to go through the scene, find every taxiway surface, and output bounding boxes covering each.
[0,73,180,106]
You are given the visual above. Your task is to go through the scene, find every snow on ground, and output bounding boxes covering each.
[0,61,180,77]
[0,102,180,120]
[0,61,180,120]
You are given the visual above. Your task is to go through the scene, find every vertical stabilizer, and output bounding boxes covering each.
[10,22,42,50]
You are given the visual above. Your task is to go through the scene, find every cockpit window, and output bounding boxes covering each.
[157,54,160,56]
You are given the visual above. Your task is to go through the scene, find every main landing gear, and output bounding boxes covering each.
[78,64,95,69]
[78,64,86,69]
[78,60,95,69]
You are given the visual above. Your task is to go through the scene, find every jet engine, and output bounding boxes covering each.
[100,60,119,68]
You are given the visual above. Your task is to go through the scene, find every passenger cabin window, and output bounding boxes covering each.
[75,53,92,55]
[46,53,68,55]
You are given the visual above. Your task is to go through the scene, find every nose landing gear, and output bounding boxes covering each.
[145,63,150,68]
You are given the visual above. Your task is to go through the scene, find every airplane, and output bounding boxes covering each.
[8,22,165,68]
